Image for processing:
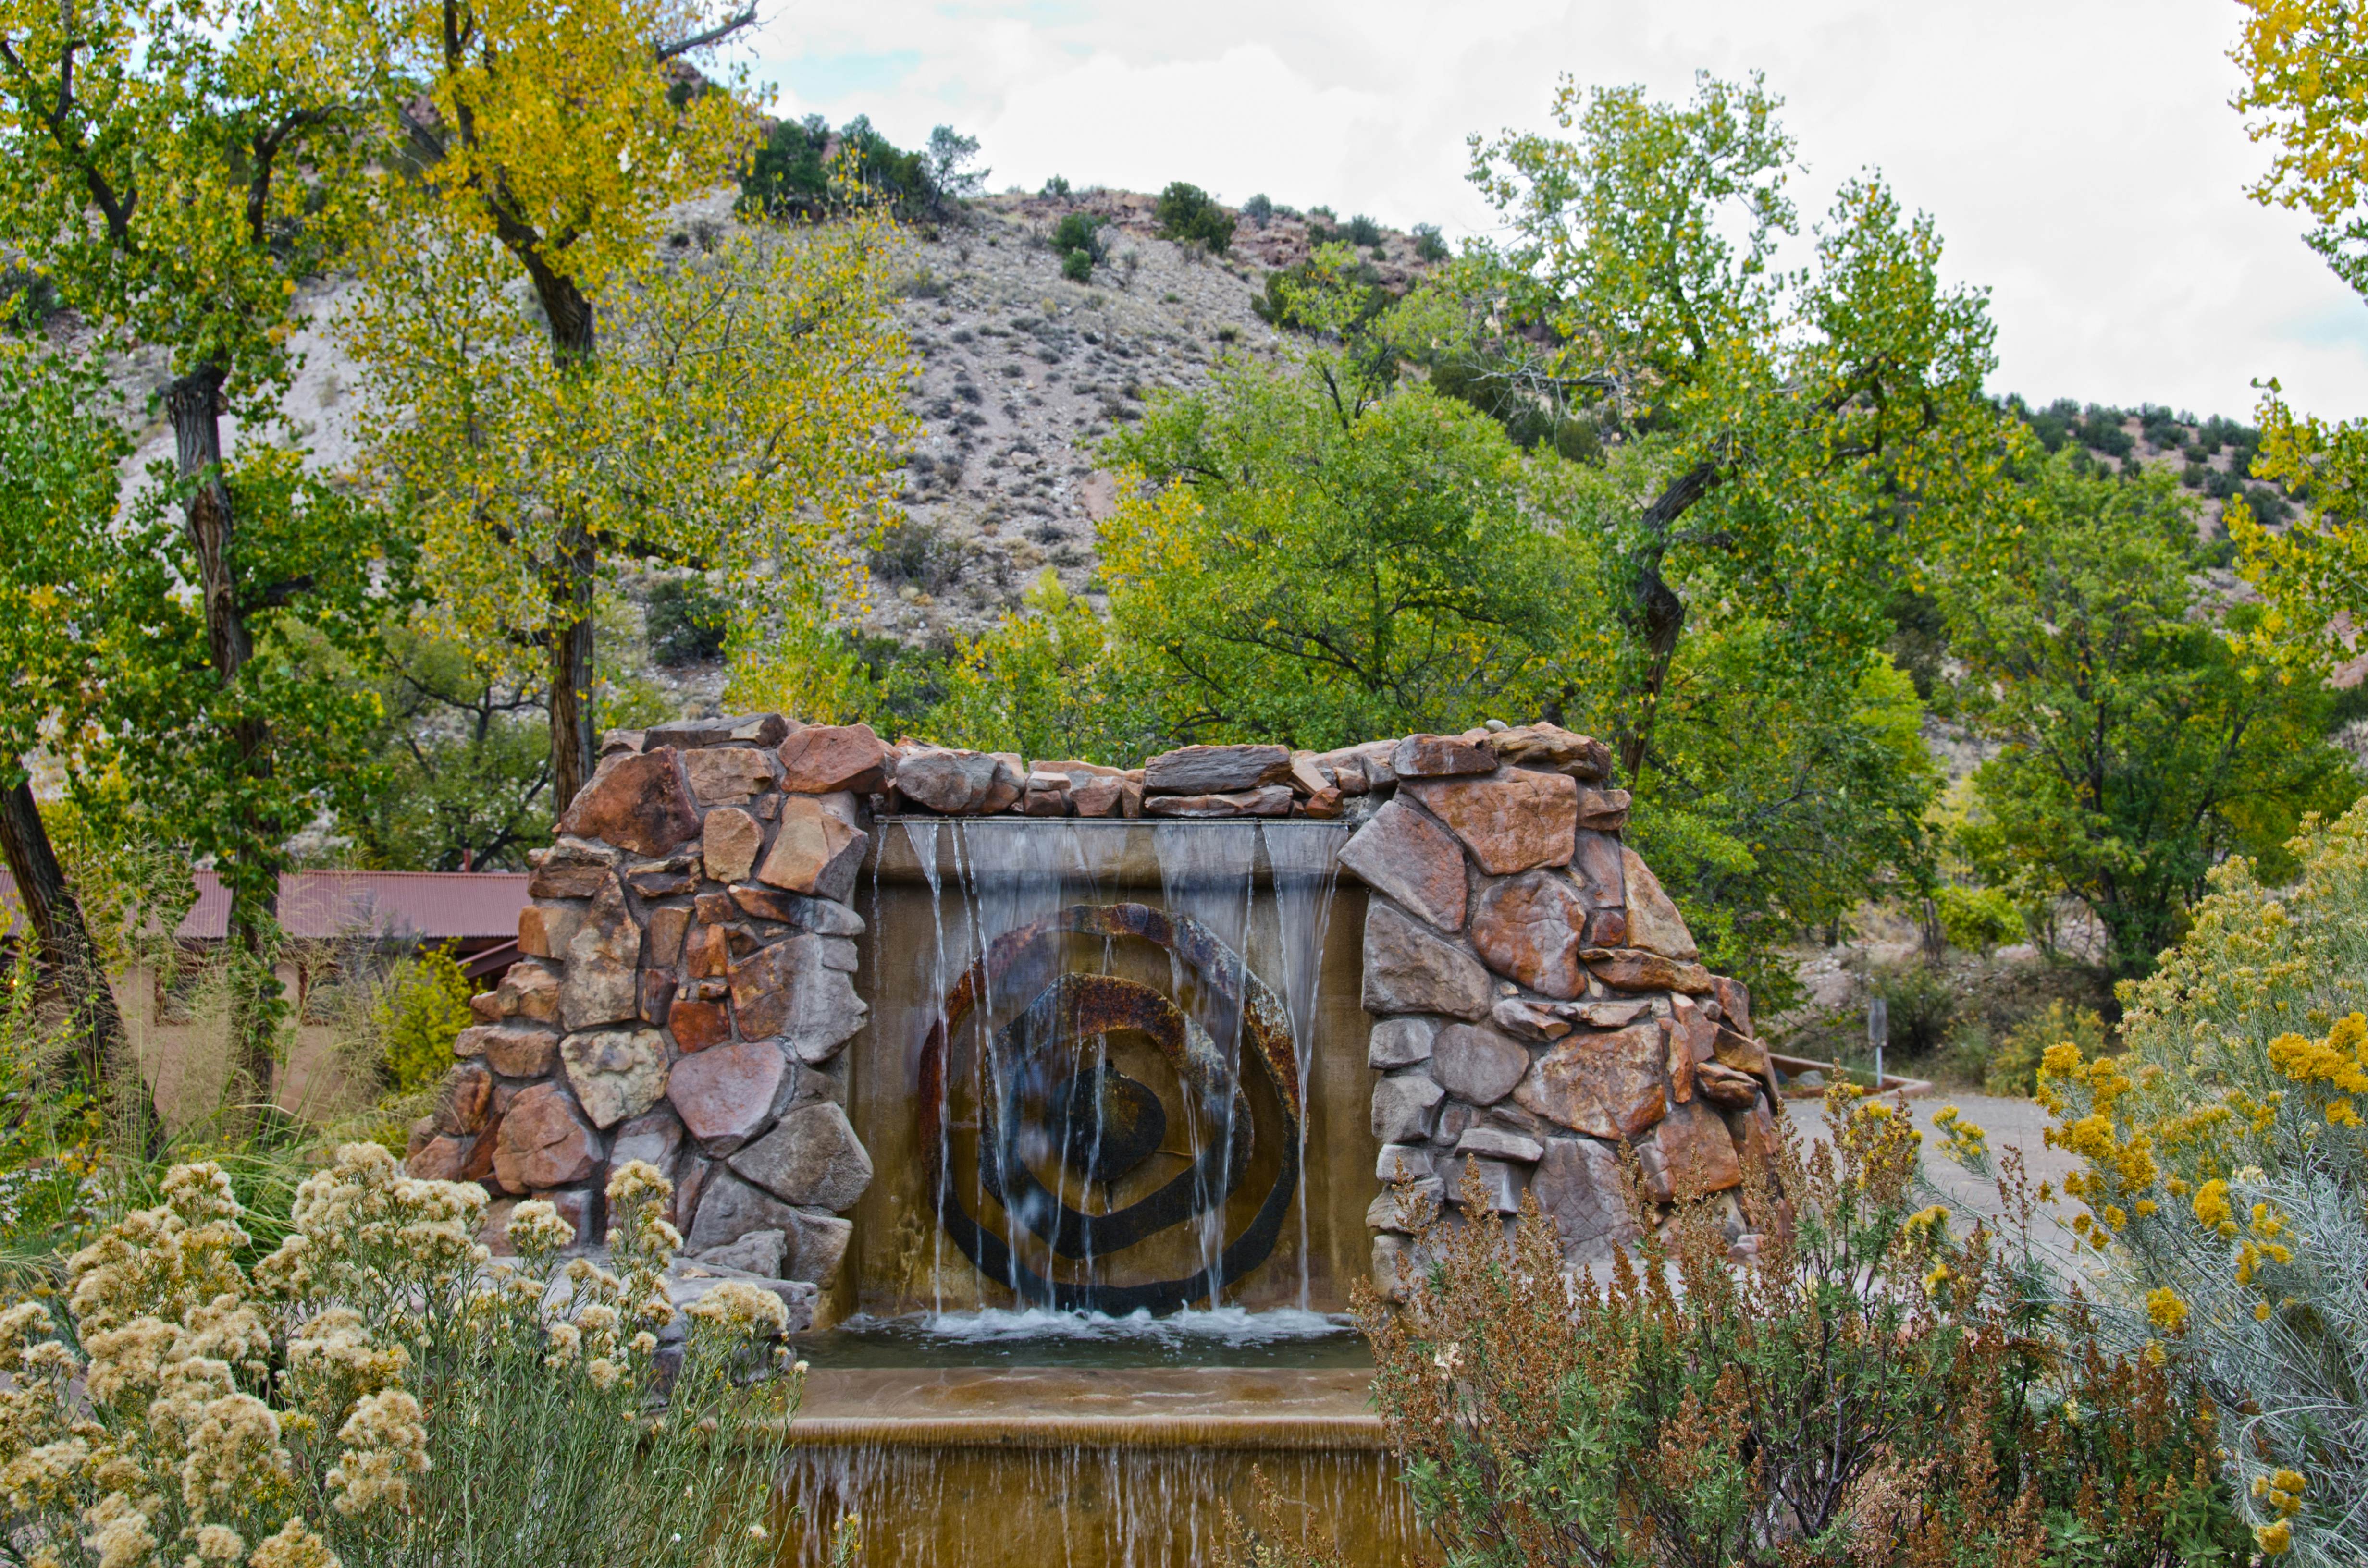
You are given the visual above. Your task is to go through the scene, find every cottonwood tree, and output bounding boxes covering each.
[346,0,911,808]
[0,343,165,1152]
[0,0,390,1105]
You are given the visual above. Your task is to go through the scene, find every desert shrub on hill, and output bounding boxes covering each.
[1155,181,1235,254]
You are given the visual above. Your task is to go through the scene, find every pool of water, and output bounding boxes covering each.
[792,1306,1372,1370]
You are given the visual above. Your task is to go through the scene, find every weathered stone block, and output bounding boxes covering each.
[1367,1016,1438,1070]
[1620,847,1698,960]
[610,1104,685,1181]
[1338,800,1468,931]
[668,1040,790,1150]
[684,923,729,979]
[1470,870,1590,999]
[643,906,690,970]
[1141,744,1293,795]
[1455,1125,1544,1163]
[1513,1024,1669,1140]
[456,1023,561,1078]
[1405,771,1578,876]
[1372,1072,1445,1143]
[784,1209,853,1285]
[684,1170,797,1253]
[703,808,762,884]
[496,962,561,1023]
[698,1227,789,1276]
[1440,1153,1524,1212]
[1366,1178,1443,1234]
[1574,786,1630,831]
[557,748,703,857]
[493,1083,598,1190]
[728,883,865,935]
[777,723,888,795]
[1142,785,1294,817]
[639,970,677,1026]
[1583,948,1714,994]
[529,859,610,899]
[561,877,641,1030]
[1639,1099,1743,1201]
[1713,976,1755,1041]
[684,746,779,806]
[1391,734,1497,779]
[1483,723,1613,781]
[1361,904,1492,1020]
[1531,1136,1638,1260]
[1492,998,1572,1042]
[1433,1023,1531,1107]
[1377,1143,1436,1183]
[757,795,866,901]
[895,749,1022,814]
[728,936,867,1064]
[1695,1060,1763,1108]
[433,1061,495,1136]
[727,1102,874,1212]
[646,714,790,750]
[517,902,583,960]
[560,1028,669,1129]
[1072,777,1124,817]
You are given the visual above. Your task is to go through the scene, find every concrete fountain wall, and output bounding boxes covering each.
[406,712,1787,1329]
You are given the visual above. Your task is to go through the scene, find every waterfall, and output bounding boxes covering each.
[1261,821,1349,1309]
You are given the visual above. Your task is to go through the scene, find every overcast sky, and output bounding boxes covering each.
[739,0,2368,423]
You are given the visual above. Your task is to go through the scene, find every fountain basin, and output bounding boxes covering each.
[778,1366,1423,1568]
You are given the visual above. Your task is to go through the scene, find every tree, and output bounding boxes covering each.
[346,3,912,803]
[0,0,389,1107]
[1933,446,2355,978]
[0,342,163,1151]
[1464,72,1997,784]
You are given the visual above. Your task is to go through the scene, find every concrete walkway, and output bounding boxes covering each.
[1794,1090,2085,1262]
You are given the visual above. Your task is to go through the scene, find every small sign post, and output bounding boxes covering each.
[1867,995,1888,1091]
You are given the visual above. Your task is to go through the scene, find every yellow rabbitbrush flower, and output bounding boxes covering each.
[2145,1286,2191,1335]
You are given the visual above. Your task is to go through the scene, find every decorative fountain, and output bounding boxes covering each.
[411,718,1787,1567]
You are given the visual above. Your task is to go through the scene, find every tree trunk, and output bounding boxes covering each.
[1614,461,1720,783]
[0,776,165,1155]
[164,364,282,1125]
[532,271,600,816]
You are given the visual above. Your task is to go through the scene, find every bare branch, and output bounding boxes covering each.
[655,5,756,61]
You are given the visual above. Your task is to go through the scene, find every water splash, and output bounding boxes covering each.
[1262,821,1349,1309]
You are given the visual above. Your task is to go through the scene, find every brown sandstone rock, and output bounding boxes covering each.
[639,970,677,1026]
[668,996,732,1054]
[1713,976,1755,1041]
[528,859,610,899]
[409,1136,471,1182]
[684,923,729,980]
[1483,724,1614,781]
[1338,800,1468,931]
[1142,744,1293,795]
[684,746,779,805]
[432,1062,495,1136]
[669,1040,791,1150]
[1366,1017,1437,1070]
[496,962,561,1023]
[646,906,691,969]
[645,714,790,750]
[1620,847,1699,960]
[1568,830,1626,905]
[728,936,866,1063]
[557,748,702,856]
[1376,1143,1435,1183]
[1513,1025,1668,1140]
[1455,1126,1545,1164]
[1639,1099,1743,1201]
[757,795,865,901]
[1696,1060,1763,1108]
[1143,785,1294,817]
[1492,998,1572,1042]
[1367,1178,1444,1234]
[1391,734,1497,779]
[1432,1023,1531,1106]
[493,1083,597,1190]
[1361,904,1492,1020]
[703,807,763,884]
[777,724,888,795]
[1072,777,1124,817]
[561,877,641,1031]
[455,1023,561,1078]
[610,1105,685,1181]
[726,1102,874,1212]
[1574,786,1631,831]
[469,991,501,1024]
[1582,948,1715,994]
[560,1028,669,1128]
[1405,771,1577,875]
[517,902,582,960]
[1469,871,1591,999]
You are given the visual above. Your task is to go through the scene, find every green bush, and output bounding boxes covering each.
[739,114,980,223]
[1936,883,2022,952]
[374,946,476,1094]
[1154,181,1235,254]
[1040,173,1072,199]
[1241,193,1273,227]
[1870,959,1958,1056]
[1050,211,1103,283]
[1344,213,1382,247]
[645,575,728,665]
[1060,248,1091,282]
[1411,222,1448,262]
[1984,999,2106,1097]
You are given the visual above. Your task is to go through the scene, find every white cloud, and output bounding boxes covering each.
[741,0,2368,419]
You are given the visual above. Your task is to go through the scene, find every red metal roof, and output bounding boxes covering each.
[1,870,529,944]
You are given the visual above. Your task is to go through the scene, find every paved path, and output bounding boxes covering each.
[1794,1090,2084,1263]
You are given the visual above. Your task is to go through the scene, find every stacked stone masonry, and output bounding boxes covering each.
[406,714,1786,1318]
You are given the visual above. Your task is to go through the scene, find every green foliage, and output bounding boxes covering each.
[645,575,728,665]
[1936,883,2023,953]
[333,622,553,873]
[1343,213,1382,248]
[1352,1098,2249,1568]
[1252,245,1394,341]
[373,946,477,1094]
[1154,181,1236,254]
[1241,193,1273,227]
[2038,796,2368,1563]
[1050,211,1103,282]
[1411,222,1449,262]
[1982,999,2105,1097]
[740,113,984,222]
[1935,445,2356,977]
[1869,960,1959,1057]
[1041,173,1073,199]
[928,573,1149,761]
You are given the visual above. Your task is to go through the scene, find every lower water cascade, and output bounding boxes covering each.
[781,816,1410,1565]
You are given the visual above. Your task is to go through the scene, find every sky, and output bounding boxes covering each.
[737,0,2368,423]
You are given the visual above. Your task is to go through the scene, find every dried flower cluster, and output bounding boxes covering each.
[2037,799,2368,1565]
[0,1146,795,1568]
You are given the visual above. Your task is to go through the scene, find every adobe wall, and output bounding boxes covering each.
[405,715,1787,1321]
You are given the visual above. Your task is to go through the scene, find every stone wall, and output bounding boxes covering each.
[406,714,1785,1318]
